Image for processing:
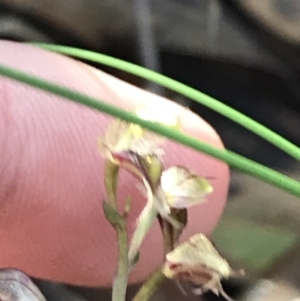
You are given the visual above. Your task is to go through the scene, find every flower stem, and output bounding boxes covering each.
[103,161,128,301]
[131,206,186,301]
[132,267,166,301]
[104,161,119,208]
[112,220,128,301]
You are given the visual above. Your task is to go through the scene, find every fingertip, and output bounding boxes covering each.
[0,40,229,286]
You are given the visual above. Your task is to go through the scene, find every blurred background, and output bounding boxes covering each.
[2,0,300,300]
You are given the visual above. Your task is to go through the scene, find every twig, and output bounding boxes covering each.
[132,267,166,301]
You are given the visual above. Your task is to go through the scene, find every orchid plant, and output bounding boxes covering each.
[4,43,300,301]
[98,106,244,301]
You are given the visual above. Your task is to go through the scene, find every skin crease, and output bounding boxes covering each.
[0,40,229,287]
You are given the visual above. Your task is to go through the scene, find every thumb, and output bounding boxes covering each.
[0,40,229,287]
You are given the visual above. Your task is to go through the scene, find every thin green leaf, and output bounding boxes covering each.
[32,43,300,162]
[0,63,300,198]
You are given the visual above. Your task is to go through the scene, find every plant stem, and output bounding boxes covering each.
[131,206,184,301]
[113,220,129,301]
[103,161,128,301]
[104,161,119,208]
[1,64,300,198]
[32,43,300,162]
[132,268,166,301]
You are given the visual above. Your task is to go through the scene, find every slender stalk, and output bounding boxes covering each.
[131,198,187,301]
[31,43,300,162]
[104,161,119,208]
[132,268,166,301]
[132,210,184,301]
[0,64,300,198]
[112,221,128,301]
[103,161,128,301]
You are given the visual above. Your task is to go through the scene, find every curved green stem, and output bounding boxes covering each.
[132,267,166,301]
[0,63,300,198]
[31,43,300,162]
[103,161,128,301]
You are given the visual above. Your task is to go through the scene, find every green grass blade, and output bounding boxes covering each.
[0,63,300,197]
[31,43,300,162]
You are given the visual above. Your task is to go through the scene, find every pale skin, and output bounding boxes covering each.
[0,40,229,287]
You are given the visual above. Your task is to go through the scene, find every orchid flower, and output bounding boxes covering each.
[97,106,181,164]
[160,166,213,209]
[162,233,245,301]
[136,165,213,222]
[128,167,213,268]
[99,107,214,273]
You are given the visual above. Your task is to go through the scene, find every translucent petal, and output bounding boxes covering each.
[165,234,232,277]
[161,166,213,208]
[104,119,133,152]
[135,107,182,128]
[99,106,185,159]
